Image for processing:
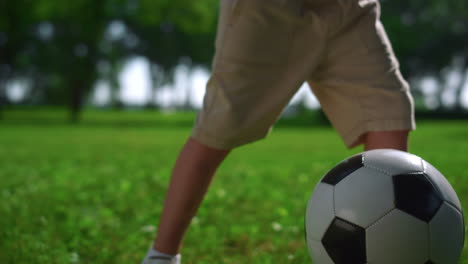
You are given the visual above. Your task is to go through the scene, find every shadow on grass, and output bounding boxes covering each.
[0,107,196,128]
[1,107,468,128]
[2,119,197,128]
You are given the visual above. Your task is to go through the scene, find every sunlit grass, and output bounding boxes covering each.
[0,110,467,263]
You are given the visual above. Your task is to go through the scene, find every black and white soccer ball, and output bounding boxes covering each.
[305,149,465,264]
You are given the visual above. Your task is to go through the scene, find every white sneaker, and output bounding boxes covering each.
[141,250,181,264]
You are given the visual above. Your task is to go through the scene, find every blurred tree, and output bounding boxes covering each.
[125,0,218,108]
[0,0,38,118]
[0,0,218,120]
[381,0,468,110]
[32,0,109,121]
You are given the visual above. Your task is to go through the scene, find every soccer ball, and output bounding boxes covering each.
[305,149,465,264]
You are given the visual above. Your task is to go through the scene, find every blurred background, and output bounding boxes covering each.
[1,0,468,121]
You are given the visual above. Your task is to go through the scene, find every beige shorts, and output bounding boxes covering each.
[192,0,416,149]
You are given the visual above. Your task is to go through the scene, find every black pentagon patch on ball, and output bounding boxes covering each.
[321,154,363,185]
[393,172,443,222]
[322,217,366,264]
[425,260,435,264]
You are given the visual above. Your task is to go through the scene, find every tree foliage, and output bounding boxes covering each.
[380,0,468,110]
[381,0,468,74]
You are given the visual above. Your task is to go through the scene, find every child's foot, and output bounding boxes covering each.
[142,254,181,264]
[141,248,181,264]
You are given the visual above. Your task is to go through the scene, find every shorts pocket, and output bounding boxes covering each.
[218,0,303,66]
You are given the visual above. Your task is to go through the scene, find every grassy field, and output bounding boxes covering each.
[0,109,467,263]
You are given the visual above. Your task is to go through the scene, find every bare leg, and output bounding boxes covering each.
[363,130,410,151]
[153,137,230,255]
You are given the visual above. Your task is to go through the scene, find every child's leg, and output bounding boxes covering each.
[150,0,317,257]
[153,137,230,255]
[363,130,410,151]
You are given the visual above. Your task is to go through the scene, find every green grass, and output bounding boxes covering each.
[0,109,467,263]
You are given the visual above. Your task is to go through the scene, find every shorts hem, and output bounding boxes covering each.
[191,126,269,150]
[342,119,416,149]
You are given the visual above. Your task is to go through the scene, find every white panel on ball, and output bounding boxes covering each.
[423,160,462,211]
[366,209,430,264]
[307,238,334,264]
[306,183,335,241]
[334,167,394,228]
[429,202,464,264]
[362,149,423,175]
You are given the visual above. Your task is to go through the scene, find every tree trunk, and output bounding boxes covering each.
[0,84,5,120]
[69,79,85,123]
[454,60,468,112]
[0,88,5,120]
[109,61,122,110]
[0,78,11,120]
[147,63,162,109]
[68,58,96,123]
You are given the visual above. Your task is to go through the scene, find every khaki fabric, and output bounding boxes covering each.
[192,0,416,149]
